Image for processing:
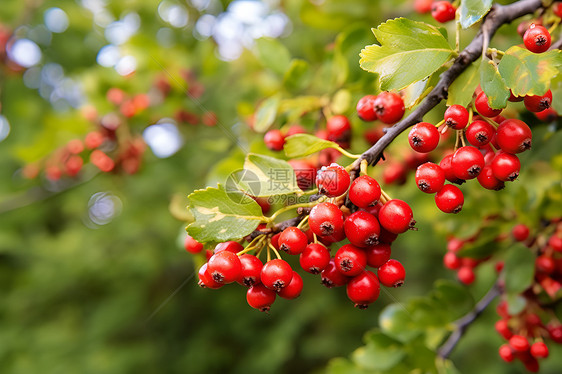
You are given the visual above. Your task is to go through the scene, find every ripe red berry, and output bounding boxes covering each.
[356,95,378,121]
[477,164,505,190]
[555,2,562,18]
[198,263,223,289]
[364,127,384,145]
[373,91,405,124]
[378,259,405,287]
[207,251,242,284]
[530,342,549,358]
[548,324,562,343]
[443,251,461,270]
[496,119,532,154]
[321,258,350,288]
[327,115,351,143]
[452,146,485,180]
[237,254,263,287]
[475,91,503,117]
[440,153,465,185]
[288,159,317,190]
[90,150,115,172]
[415,162,445,193]
[535,107,558,122]
[408,122,440,153]
[491,152,520,181]
[414,0,433,13]
[523,24,551,53]
[382,162,408,185]
[300,243,331,274]
[431,1,456,23]
[346,271,380,309]
[457,265,475,284]
[278,227,308,255]
[246,283,276,312]
[65,155,83,177]
[499,344,514,363]
[444,105,469,130]
[536,255,555,274]
[524,90,553,112]
[335,244,368,276]
[214,241,244,254]
[549,234,562,252]
[344,211,381,247]
[466,120,495,146]
[309,202,345,237]
[435,184,464,214]
[264,129,285,151]
[277,271,303,299]
[495,319,513,340]
[184,234,204,254]
[349,175,381,208]
[365,243,392,268]
[261,259,293,291]
[511,224,530,241]
[378,199,415,234]
[316,163,350,197]
[509,335,530,352]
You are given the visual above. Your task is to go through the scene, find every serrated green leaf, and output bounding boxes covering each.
[402,67,445,109]
[186,185,263,242]
[254,94,281,133]
[447,61,480,107]
[360,18,454,91]
[283,59,311,92]
[352,331,405,371]
[480,58,509,109]
[255,37,291,75]
[284,133,340,158]
[459,0,492,29]
[242,153,302,196]
[504,244,536,294]
[498,46,562,97]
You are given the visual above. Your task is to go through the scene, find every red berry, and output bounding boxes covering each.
[379,227,398,244]
[316,163,350,197]
[549,234,562,252]
[457,265,475,284]
[309,202,345,238]
[356,95,378,121]
[444,105,469,130]
[499,344,514,363]
[509,335,530,352]
[440,153,465,185]
[214,241,244,254]
[264,129,285,151]
[415,162,445,193]
[548,324,562,343]
[523,24,551,53]
[495,319,513,340]
[300,243,331,274]
[452,146,484,180]
[408,122,440,153]
[335,244,368,276]
[373,92,405,124]
[198,263,223,289]
[246,283,276,312]
[346,271,380,309]
[496,119,532,154]
[378,259,405,287]
[344,211,381,248]
[443,251,461,270]
[475,91,503,117]
[321,258,350,288]
[435,184,464,214]
[524,89,553,112]
[414,0,433,13]
[535,107,558,122]
[327,115,351,143]
[90,150,115,172]
[491,152,520,181]
[365,243,392,268]
[382,162,407,185]
[277,271,303,299]
[477,164,505,191]
[261,259,293,291]
[378,199,415,234]
[288,159,317,190]
[364,126,384,145]
[555,2,562,17]
[466,120,495,146]
[431,1,456,23]
[237,254,263,287]
[349,175,381,208]
[511,224,530,242]
[65,155,83,177]
[447,238,464,252]
[184,234,204,254]
[530,341,549,358]
[278,227,308,255]
[536,255,555,274]
[207,251,242,284]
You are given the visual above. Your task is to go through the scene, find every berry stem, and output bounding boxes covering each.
[360,159,368,176]
[479,115,500,128]
[269,200,322,222]
[434,119,446,128]
[268,242,282,260]
[548,20,559,34]
[237,235,266,256]
[380,189,391,204]
[296,215,309,230]
[455,10,461,53]
[336,146,361,160]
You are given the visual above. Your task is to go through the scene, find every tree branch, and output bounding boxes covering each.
[437,282,501,359]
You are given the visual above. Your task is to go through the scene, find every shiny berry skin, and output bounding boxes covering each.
[491,152,520,181]
[184,234,204,254]
[344,211,381,247]
[207,251,242,284]
[316,163,350,197]
[530,342,549,358]
[509,335,530,352]
[408,122,440,153]
[549,235,562,252]
[382,162,407,185]
[300,243,331,274]
[379,227,398,244]
[444,105,469,130]
[309,202,345,237]
[321,258,350,288]
[261,259,293,291]
[246,283,276,312]
[535,107,558,122]
[466,120,495,146]
[415,162,445,193]
[327,115,351,142]
[477,165,505,190]
[365,243,392,268]
[512,224,530,242]
[475,91,503,117]
[431,1,456,23]
[555,2,562,17]
[335,244,368,276]
[278,227,308,255]
[264,129,285,151]
[373,91,405,124]
[349,175,381,208]
[523,24,551,53]
[346,271,380,309]
[288,159,317,190]
[496,119,532,154]
[356,95,378,121]
[457,266,475,284]
[452,146,484,180]
[214,241,244,254]
[443,251,461,270]
[524,90,552,112]
[277,271,303,299]
[435,184,464,214]
[440,154,465,185]
[535,255,555,274]
[237,254,263,287]
[198,263,223,289]
[378,199,415,234]
[495,319,513,340]
[499,344,514,363]
[378,259,405,287]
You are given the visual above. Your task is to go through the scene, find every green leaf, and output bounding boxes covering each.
[284,134,340,158]
[436,357,462,374]
[242,153,302,197]
[503,244,536,294]
[459,0,492,29]
[431,280,474,320]
[283,59,311,92]
[330,89,352,114]
[379,304,420,343]
[506,294,527,315]
[279,96,328,123]
[458,226,506,259]
[402,67,445,109]
[186,185,263,242]
[254,94,281,133]
[360,18,454,91]
[480,58,509,109]
[352,330,405,371]
[255,37,291,75]
[447,61,480,107]
[326,358,365,374]
[498,46,562,97]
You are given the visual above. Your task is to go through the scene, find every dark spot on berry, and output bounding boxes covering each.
[452,178,466,185]
[536,35,547,46]
[522,139,532,151]
[319,222,335,236]
[279,243,290,252]
[468,166,481,176]
[354,303,369,310]
[476,133,488,143]
[365,235,379,246]
[259,306,271,313]
[321,278,334,288]
[409,219,418,231]
[243,277,256,287]
[445,118,457,128]
[412,135,422,146]
[272,280,285,291]
[340,259,353,272]
[393,280,404,288]
[507,172,519,181]
[539,99,550,110]
[374,104,385,116]
[309,267,320,274]
[494,182,506,191]
[452,205,462,214]
[418,181,430,192]
[212,272,224,283]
